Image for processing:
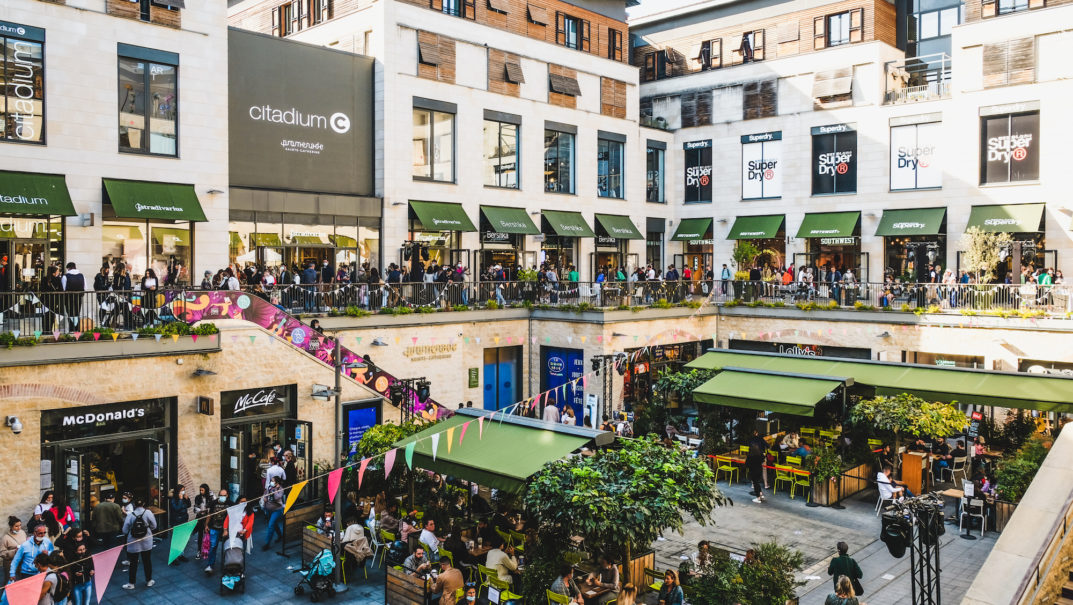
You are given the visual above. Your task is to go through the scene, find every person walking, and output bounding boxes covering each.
[90,493,124,552]
[825,575,861,605]
[121,497,157,590]
[168,485,191,562]
[827,542,863,594]
[8,522,52,582]
[61,262,85,332]
[261,478,285,551]
[68,543,94,605]
[747,429,768,504]
[192,485,213,562]
[203,488,229,574]
[1,517,26,577]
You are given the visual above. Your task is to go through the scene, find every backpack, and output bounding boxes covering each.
[51,571,72,602]
[130,512,149,539]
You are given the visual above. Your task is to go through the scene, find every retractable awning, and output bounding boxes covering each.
[796,211,860,238]
[0,171,76,216]
[594,214,643,240]
[392,409,613,493]
[965,204,1044,233]
[409,200,477,232]
[875,207,946,237]
[330,235,357,248]
[727,215,785,240]
[251,233,283,247]
[671,218,713,241]
[694,369,844,416]
[291,235,327,245]
[543,210,595,237]
[481,206,539,235]
[103,179,207,222]
[150,227,189,247]
[686,349,1073,413]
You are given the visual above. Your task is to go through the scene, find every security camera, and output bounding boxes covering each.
[6,416,23,434]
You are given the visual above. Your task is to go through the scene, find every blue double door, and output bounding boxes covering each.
[483,346,521,410]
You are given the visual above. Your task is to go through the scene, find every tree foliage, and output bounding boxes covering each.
[850,393,966,453]
[961,226,1012,283]
[732,240,761,270]
[690,542,805,605]
[344,419,438,498]
[523,435,728,593]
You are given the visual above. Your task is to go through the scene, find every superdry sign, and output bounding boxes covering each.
[812,127,857,195]
[742,132,781,200]
[982,112,1039,184]
[684,140,713,203]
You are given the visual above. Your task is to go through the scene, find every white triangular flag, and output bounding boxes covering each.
[225,503,247,549]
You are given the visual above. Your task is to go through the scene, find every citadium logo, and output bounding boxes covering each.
[330,113,351,134]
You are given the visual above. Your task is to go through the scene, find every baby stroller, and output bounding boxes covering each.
[294,548,336,602]
[219,542,246,595]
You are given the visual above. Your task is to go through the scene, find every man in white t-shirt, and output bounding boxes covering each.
[542,402,561,424]
[418,519,440,555]
[877,464,910,502]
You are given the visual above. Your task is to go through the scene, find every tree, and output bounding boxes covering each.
[961,226,1012,283]
[344,419,438,498]
[523,435,729,596]
[732,241,761,271]
[850,393,967,455]
[691,541,805,605]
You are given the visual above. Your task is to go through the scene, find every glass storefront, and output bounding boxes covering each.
[540,235,575,272]
[623,341,712,411]
[479,231,521,275]
[228,212,380,276]
[102,221,192,285]
[884,236,947,281]
[0,215,63,291]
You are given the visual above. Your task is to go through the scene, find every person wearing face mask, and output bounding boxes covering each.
[261,478,285,551]
[121,496,157,590]
[1,517,26,578]
[68,542,95,605]
[203,489,230,574]
[8,522,53,581]
[90,493,124,551]
[462,584,488,604]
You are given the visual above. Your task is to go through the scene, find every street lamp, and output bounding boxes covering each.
[327,338,367,593]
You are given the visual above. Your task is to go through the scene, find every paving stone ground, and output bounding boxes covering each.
[98,479,996,604]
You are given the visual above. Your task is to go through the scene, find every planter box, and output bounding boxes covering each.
[385,564,427,605]
[0,334,220,367]
[993,500,1016,532]
[813,462,873,506]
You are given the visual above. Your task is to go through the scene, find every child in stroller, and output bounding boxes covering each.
[294,548,336,602]
[219,540,246,595]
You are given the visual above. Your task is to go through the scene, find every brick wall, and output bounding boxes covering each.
[600,76,626,118]
[488,48,522,97]
[632,0,891,80]
[417,30,456,84]
[548,63,577,108]
[106,0,182,28]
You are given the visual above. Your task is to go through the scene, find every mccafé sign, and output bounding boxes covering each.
[221,384,293,420]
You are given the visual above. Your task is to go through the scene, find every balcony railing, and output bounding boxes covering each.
[885,53,952,104]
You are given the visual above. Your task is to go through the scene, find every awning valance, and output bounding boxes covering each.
[251,232,283,247]
[594,214,643,240]
[671,218,713,241]
[694,369,843,416]
[481,206,539,235]
[0,171,76,217]
[965,203,1044,233]
[543,210,595,237]
[392,409,611,493]
[796,211,860,238]
[103,179,207,222]
[875,207,946,236]
[686,349,1073,413]
[291,235,326,245]
[409,200,477,232]
[330,235,357,248]
[727,215,785,240]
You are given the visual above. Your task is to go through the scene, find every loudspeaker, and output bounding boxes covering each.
[880,512,910,558]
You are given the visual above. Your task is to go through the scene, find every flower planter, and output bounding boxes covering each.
[812,462,873,506]
[0,334,220,366]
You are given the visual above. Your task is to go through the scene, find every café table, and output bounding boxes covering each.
[939,488,963,522]
[468,545,492,560]
[580,584,612,605]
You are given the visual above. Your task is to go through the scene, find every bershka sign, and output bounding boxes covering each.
[684,140,713,203]
[812,126,857,195]
[891,122,941,190]
[221,384,293,420]
[41,399,169,443]
[0,21,46,144]
[742,132,782,200]
[982,112,1039,184]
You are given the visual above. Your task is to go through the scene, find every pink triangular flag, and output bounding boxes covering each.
[93,332,101,341]
[478,416,484,439]
[52,330,59,340]
[431,433,440,461]
[597,335,603,343]
[412,337,418,344]
[92,544,124,604]
[327,467,343,504]
[384,448,397,477]
[358,457,371,489]
[191,334,199,343]
[582,375,588,388]
[6,569,45,605]
[459,421,470,444]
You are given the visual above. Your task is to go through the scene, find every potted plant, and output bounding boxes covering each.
[732,241,760,301]
[805,447,844,506]
[992,435,1049,531]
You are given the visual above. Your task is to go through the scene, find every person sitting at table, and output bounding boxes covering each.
[950,440,968,460]
[484,536,520,584]
[550,564,583,604]
[878,445,897,472]
[403,546,432,578]
[780,432,800,452]
[492,510,514,533]
[585,556,620,604]
[474,518,495,547]
[341,521,373,574]
[932,440,951,480]
[877,465,913,501]
[907,438,929,453]
[973,437,987,456]
[656,569,684,605]
[431,558,465,605]
[463,584,490,604]
[419,518,442,556]
[691,540,711,571]
[379,502,401,534]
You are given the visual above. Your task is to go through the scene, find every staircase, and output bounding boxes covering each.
[1059,570,1073,604]
[165,289,439,414]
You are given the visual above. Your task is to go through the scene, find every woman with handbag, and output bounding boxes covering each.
[827,542,864,595]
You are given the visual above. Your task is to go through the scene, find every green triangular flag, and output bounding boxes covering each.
[168,519,197,564]
[405,442,415,470]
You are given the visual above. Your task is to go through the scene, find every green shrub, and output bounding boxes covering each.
[652,298,673,309]
[853,301,875,311]
[723,299,743,308]
[344,306,371,318]
[683,300,702,309]
[415,306,437,314]
[630,306,645,313]
[0,332,37,349]
[379,306,414,316]
[451,304,470,312]
[485,301,500,310]
[826,300,839,310]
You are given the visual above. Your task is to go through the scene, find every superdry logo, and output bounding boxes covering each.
[817,151,852,176]
[686,165,712,188]
[897,145,934,170]
[988,133,1032,164]
[984,218,1019,226]
[746,160,777,182]
[891,222,926,230]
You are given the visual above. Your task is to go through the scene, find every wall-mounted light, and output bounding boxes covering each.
[192,368,217,377]
[391,201,406,206]
[529,210,541,215]
[876,331,891,339]
[372,337,389,346]
[5,416,22,434]
[865,212,878,218]
[78,213,95,228]
[717,218,728,224]
[312,384,341,400]
[206,189,225,195]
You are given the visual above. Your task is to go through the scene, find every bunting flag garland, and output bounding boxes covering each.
[191,334,199,343]
[131,333,139,341]
[4,568,45,605]
[431,433,440,461]
[33,330,41,340]
[446,427,455,454]
[357,458,371,489]
[111,333,119,342]
[384,448,397,477]
[92,545,123,605]
[459,421,470,445]
[226,503,247,548]
[478,416,484,439]
[327,468,344,504]
[155,334,163,342]
[168,519,197,564]
[284,480,307,514]
[93,332,101,341]
[404,442,415,469]
[52,330,60,340]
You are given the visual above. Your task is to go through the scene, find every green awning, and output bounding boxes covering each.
[481,206,539,235]
[671,218,713,241]
[875,207,946,236]
[330,235,357,248]
[229,232,243,249]
[727,215,785,240]
[0,171,76,216]
[409,200,477,232]
[392,410,607,493]
[694,370,843,416]
[796,211,860,238]
[103,179,206,222]
[251,232,283,247]
[686,349,1073,413]
[595,214,643,240]
[151,227,189,247]
[291,235,326,245]
[965,204,1044,233]
[543,210,595,237]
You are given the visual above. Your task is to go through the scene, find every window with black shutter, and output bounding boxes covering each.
[644,53,656,81]
[555,12,588,51]
[608,28,623,61]
[743,80,777,120]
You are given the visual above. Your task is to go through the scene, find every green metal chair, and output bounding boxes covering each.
[773,465,794,495]
[792,469,812,503]
[714,455,738,484]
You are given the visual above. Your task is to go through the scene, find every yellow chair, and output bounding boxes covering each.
[773,465,794,495]
[819,430,837,443]
[738,445,750,457]
[800,427,816,439]
[867,439,883,450]
[478,564,498,598]
[547,589,571,605]
[785,455,802,467]
[644,567,664,592]
[714,455,738,484]
[438,547,454,566]
[495,527,512,546]
[792,469,812,502]
[509,530,526,553]
[488,576,522,601]
[456,587,465,601]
